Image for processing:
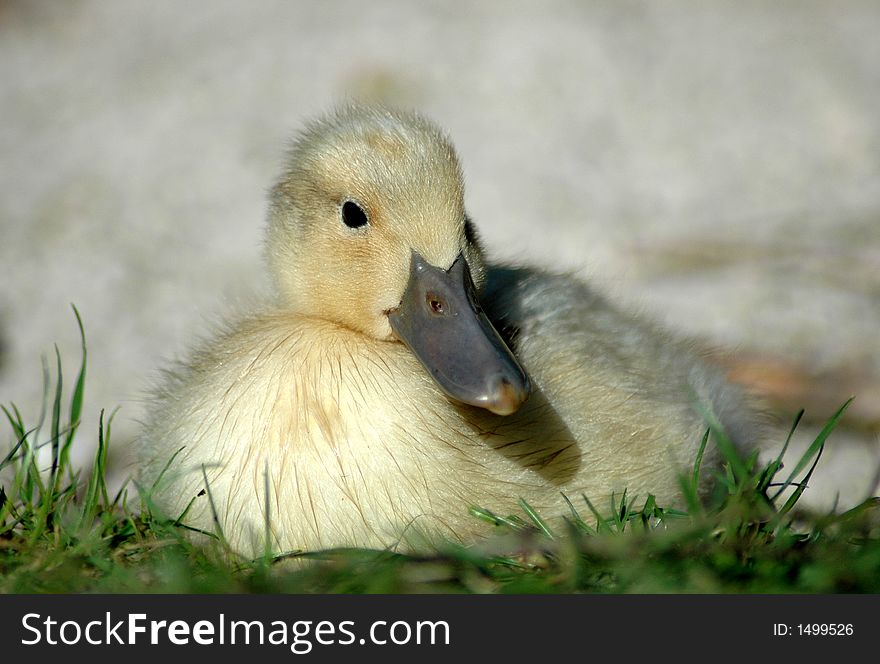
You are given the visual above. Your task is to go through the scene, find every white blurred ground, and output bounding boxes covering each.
[1,0,878,510]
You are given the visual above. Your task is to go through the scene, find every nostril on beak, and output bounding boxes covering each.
[426,293,446,315]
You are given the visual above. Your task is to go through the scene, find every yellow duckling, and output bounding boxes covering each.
[139,106,759,557]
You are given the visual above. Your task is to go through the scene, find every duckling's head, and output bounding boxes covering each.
[266,105,529,415]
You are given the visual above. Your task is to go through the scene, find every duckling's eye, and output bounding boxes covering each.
[341,200,369,229]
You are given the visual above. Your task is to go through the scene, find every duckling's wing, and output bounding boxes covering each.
[480,265,762,454]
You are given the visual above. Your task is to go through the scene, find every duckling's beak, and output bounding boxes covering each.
[388,251,530,416]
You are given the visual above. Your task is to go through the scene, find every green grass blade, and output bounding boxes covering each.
[678,473,701,516]
[2,403,26,441]
[771,398,853,502]
[1,424,38,471]
[32,358,50,449]
[692,428,709,490]
[560,492,595,535]
[777,408,804,465]
[759,409,804,495]
[468,505,528,531]
[147,446,187,496]
[80,409,108,530]
[111,476,131,510]
[61,304,87,472]
[517,498,554,539]
[582,494,613,535]
[692,397,749,484]
[201,465,229,550]
[99,408,119,506]
[778,443,826,516]
[611,489,631,532]
[173,493,202,526]
[49,345,64,483]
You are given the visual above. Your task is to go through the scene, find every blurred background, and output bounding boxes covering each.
[1,0,878,510]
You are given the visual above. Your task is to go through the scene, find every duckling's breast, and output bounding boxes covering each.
[140,313,578,555]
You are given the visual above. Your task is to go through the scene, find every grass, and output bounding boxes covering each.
[1,308,878,593]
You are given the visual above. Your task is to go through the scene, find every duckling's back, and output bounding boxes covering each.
[482,265,761,485]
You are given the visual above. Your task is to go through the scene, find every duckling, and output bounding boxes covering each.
[139,105,759,557]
